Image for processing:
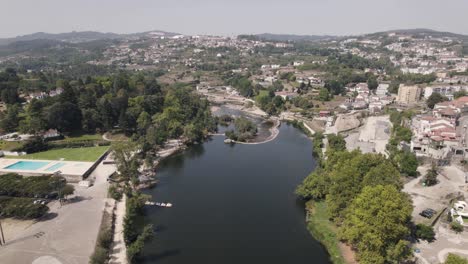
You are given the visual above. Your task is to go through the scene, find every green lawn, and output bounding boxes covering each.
[6,146,109,162]
[306,201,346,264]
[0,140,24,151]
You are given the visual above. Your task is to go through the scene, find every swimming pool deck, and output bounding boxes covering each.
[0,159,95,181]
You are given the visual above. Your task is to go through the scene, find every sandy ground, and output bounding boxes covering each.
[404,165,468,263]
[334,112,361,133]
[1,219,35,242]
[0,161,116,264]
[338,243,358,264]
[202,90,267,117]
[346,115,391,155]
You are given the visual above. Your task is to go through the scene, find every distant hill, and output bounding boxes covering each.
[248,29,468,43]
[252,33,337,42]
[0,30,179,46]
[366,28,468,40]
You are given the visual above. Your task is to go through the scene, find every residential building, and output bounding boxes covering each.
[396,85,422,104]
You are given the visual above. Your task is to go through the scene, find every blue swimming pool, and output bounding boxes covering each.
[4,161,50,170]
[45,162,65,172]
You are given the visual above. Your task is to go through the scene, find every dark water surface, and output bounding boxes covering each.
[141,124,331,264]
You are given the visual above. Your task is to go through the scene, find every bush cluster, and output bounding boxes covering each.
[90,211,115,264]
[0,196,48,219]
[0,173,65,198]
[50,140,110,149]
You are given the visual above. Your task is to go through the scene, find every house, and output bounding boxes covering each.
[29,92,47,101]
[433,96,468,119]
[396,85,422,104]
[49,87,64,97]
[355,83,370,94]
[352,101,368,110]
[319,110,332,117]
[42,129,62,140]
[369,101,384,113]
[375,83,389,96]
[293,61,305,67]
[274,91,297,100]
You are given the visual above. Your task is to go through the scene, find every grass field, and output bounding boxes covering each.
[6,146,109,162]
[0,140,24,151]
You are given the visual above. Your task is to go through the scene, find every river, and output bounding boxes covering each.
[140,123,331,264]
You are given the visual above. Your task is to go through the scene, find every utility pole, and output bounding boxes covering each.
[0,218,5,245]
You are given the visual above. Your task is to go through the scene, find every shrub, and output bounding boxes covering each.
[49,140,110,149]
[15,136,49,153]
[89,247,108,264]
[127,224,153,263]
[90,211,114,264]
[450,222,464,233]
[445,253,468,264]
[108,185,122,201]
[415,224,435,242]
[0,197,49,219]
[0,173,66,198]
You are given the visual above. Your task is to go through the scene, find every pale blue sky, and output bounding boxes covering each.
[2,0,468,37]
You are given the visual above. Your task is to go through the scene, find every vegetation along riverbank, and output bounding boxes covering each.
[297,129,415,264]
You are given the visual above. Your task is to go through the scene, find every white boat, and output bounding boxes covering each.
[166,203,173,207]
[161,203,166,207]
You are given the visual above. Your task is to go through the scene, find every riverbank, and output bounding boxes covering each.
[305,201,351,264]
[233,118,281,145]
[139,124,331,263]
[300,128,356,264]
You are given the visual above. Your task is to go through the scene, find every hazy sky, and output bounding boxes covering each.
[2,0,468,38]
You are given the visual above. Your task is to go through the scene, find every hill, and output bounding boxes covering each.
[0,30,179,46]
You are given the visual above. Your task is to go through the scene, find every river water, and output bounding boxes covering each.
[141,123,331,264]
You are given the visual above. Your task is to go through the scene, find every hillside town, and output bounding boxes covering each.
[1,25,468,264]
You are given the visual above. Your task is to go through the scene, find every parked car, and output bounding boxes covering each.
[33,199,47,205]
[420,208,436,218]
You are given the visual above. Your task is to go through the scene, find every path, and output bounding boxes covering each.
[109,195,127,264]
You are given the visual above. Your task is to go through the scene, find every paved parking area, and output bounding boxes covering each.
[0,162,116,264]
[404,165,468,263]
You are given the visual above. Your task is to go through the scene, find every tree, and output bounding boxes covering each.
[47,102,82,132]
[399,151,418,177]
[453,91,467,100]
[450,222,464,233]
[426,93,448,109]
[112,142,141,190]
[1,104,20,132]
[415,224,435,242]
[327,134,346,152]
[60,184,75,200]
[0,68,20,104]
[362,162,402,189]
[339,185,413,264]
[367,77,378,90]
[318,88,330,101]
[445,254,468,264]
[59,81,77,104]
[127,224,154,263]
[423,163,438,186]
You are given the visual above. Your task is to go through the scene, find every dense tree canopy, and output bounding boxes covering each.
[426,92,448,109]
[339,185,412,264]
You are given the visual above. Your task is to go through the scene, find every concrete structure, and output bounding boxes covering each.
[0,159,95,182]
[376,83,389,96]
[397,84,422,104]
